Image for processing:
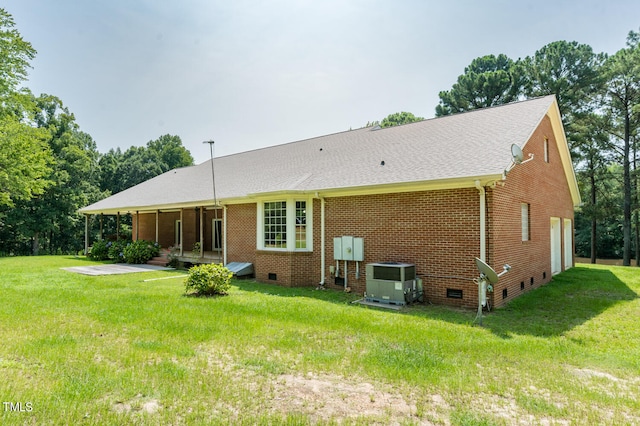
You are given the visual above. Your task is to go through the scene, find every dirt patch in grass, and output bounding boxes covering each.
[270,372,422,424]
[112,394,161,415]
[569,366,640,398]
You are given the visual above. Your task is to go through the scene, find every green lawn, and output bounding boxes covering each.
[0,256,638,425]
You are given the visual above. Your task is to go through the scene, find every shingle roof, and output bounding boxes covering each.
[81,95,573,214]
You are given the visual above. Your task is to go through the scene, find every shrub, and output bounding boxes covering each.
[107,240,128,262]
[167,246,180,268]
[184,263,232,296]
[88,240,109,260]
[122,240,160,264]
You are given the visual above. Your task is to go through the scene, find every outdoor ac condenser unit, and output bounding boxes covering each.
[365,262,418,305]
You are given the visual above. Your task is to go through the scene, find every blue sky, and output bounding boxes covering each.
[5,0,640,164]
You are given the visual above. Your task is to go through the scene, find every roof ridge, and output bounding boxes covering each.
[196,126,372,165]
[425,95,556,122]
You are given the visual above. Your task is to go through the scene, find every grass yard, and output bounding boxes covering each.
[0,256,639,425]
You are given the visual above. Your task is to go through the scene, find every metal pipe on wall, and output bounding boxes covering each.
[475,180,486,262]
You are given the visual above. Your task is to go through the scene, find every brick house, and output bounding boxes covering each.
[80,95,580,308]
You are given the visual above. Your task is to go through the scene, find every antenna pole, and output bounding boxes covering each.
[203,140,220,263]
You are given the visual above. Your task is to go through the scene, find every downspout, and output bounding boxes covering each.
[223,205,228,265]
[318,193,326,285]
[475,180,486,262]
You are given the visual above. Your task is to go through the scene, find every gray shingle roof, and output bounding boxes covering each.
[81,95,568,214]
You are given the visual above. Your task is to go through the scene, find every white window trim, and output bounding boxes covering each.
[257,196,313,251]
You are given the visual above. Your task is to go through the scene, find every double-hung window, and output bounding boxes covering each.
[264,201,287,248]
[295,201,307,249]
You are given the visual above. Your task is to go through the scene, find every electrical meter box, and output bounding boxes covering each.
[333,236,364,261]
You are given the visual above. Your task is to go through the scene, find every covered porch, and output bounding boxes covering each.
[84,205,226,265]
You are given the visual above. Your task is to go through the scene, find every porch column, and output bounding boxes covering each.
[136,211,139,240]
[84,214,89,255]
[99,214,104,240]
[116,212,120,242]
[179,208,184,256]
[199,207,204,258]
[155,210,159,243]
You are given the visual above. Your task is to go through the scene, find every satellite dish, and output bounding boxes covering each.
[511,144,524,165]
[475,257,499,284]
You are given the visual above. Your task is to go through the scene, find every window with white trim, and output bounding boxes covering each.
[295,201,307,249]
[264,201,287,248]
[521,203,530,241]
[259,198,312,251]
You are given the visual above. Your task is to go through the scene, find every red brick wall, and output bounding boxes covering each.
[132,210,201,250]
[323,190,481,307]
[128,117,576,309]
[255,250,315,286]
[133,212,155,242]
[226,203,257,265]
[487,115,575,308]
[225,202,317,287]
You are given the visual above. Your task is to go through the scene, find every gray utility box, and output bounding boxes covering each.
[365,262,417,305]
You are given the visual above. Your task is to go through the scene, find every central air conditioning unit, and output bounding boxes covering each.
[365,262,420,305]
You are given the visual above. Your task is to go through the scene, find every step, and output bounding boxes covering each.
[147,254,170,266]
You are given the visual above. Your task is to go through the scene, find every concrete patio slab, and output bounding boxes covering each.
[62,264,174,276]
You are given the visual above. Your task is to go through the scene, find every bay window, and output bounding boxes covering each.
[258,198,312,250]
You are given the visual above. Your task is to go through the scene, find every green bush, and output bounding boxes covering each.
[122,240,160,264]
[167,246,180,268]
[184,263,232,296]
[88,240,109,260]
[107,240,128,262]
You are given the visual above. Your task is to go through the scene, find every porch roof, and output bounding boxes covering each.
[81,95,579,214]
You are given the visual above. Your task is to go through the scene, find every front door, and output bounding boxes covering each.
[212,218,222,251]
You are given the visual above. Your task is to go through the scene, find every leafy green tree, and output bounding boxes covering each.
[435,54,523,116]
[3,94,104,255]
[380,111,424,128]
[0,8,35,102]
[0,8,52,209]
[147,134,194,170]
[0,117,50,207]
[573,113,617,262]
[601,30,640,266]
[522,41,604,119]
[99,134,193,195]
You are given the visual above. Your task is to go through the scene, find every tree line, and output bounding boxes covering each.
[0,9,193,255]
[1,5,639,263]
[370,34,639,265]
